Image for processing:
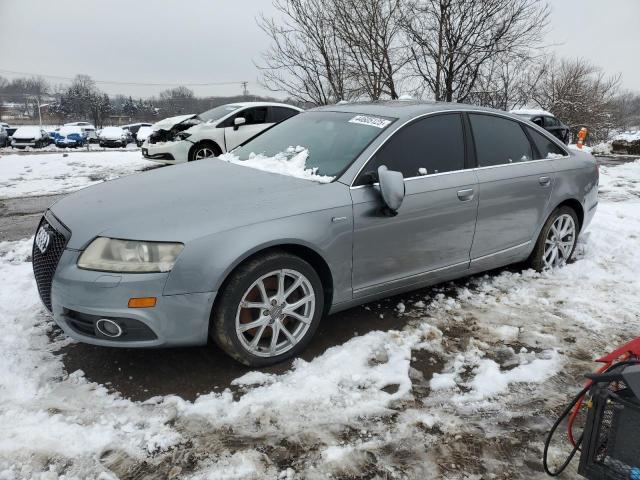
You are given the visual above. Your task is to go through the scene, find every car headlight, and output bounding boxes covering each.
[77,237,184,273]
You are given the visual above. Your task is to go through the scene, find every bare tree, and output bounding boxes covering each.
[257,0,352,106]
[403,0,550,103]
[611,91,640,131]
[531,57,621,142]
[331,0,407,100]
[467,53,546,110]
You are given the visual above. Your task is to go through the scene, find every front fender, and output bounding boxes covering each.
[163,206,354,305]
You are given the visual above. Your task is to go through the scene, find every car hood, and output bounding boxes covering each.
[152,114,199,132]
[50,160,345,249]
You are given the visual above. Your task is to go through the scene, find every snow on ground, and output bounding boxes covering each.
[0,143,140,154]
[1,159,640,478]
[0,151,157,199]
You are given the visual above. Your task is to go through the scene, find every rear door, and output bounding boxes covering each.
[223,106,271,150]
[468,113,555,268]
[351,113,478,296]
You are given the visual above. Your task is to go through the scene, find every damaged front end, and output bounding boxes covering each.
[147,114,201,144]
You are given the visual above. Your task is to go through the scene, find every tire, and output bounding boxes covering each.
[210,250,324,366]
[189,142,222,161]
[527,206,579,272]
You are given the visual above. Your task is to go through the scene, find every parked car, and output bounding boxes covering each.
[142,102,302,163]
[55,126,87,148]
[65,122,98,143]
[135,125,153,147]
[0,125,9,147]
[98,126,129,148]
[11,127,50,149]
[510,109,570,144]
[33,102,598,366]
[122,123,152,141]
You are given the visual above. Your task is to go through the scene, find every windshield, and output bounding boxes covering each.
[229,111,395,179]
[198,104,242,123]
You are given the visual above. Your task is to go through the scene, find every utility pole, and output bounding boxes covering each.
[36,97,42,127]
[241,81,249,98]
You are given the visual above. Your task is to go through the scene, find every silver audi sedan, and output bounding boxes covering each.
[32,101,598,366]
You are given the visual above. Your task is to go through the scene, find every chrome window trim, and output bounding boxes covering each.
[348,108,570,190]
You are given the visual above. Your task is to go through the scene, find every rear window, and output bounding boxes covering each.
[469,114,533,167]
[526,126,567,159]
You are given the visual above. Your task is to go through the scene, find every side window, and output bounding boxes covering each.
[356,113,465,184]
[544,116,560,127]
[531,116,543,127]
[269,107,299,123]
[526,126,567,159]
[238,107,268,125]
[469,114,533,167]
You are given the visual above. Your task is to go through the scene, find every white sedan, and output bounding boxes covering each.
[141,102,302,163]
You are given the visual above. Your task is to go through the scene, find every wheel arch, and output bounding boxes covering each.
[554,198,584,231]
[213,241,334,317]
[188,139,223,160]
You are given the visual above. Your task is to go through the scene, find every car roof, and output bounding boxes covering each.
[231,101,303,111]
[310,100,525,122]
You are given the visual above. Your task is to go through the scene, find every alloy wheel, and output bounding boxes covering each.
[194,147,215,160]
[543,213,576,268]
[235,269,315,357]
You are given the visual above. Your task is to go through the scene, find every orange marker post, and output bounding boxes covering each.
[576,127,588,149]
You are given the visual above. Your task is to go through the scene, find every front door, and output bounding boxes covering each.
[468,113,556,266]
[224,106,273,151]
[351,113,478,297]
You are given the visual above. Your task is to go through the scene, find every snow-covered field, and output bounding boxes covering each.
[0,151,157,199]
[1,157,639,479]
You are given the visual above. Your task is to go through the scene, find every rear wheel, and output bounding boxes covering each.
[211,251,324,366]
[189,142,221,161]
[528,206,579,271]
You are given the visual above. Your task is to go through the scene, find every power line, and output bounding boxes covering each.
[0,69,251,87]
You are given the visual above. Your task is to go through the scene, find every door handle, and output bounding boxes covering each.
[457,188,474,201]
[539,176,551,187]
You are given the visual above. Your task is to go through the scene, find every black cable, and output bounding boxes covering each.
[543,384,589,476]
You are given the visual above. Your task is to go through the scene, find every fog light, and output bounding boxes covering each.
[96,318,123,338]
[128,297,157,308]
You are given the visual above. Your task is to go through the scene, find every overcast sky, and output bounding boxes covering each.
[0,0,638,99]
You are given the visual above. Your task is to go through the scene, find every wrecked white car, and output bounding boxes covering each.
[141,102,302,163]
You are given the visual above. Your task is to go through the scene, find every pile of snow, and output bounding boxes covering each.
[98,126,126,140]
[613,130,640,142]
[12,127,44,140]
[220,146,334,183]
[0,151,156,198]
[510,108,553,117]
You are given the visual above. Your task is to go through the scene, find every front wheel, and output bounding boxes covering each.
[189,142,221,161]
[210,251,324,366]
[528,206,579,271]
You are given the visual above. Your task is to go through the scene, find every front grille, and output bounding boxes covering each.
[32,215,70,311]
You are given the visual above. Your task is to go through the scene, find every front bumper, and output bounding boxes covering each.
[50,249,216,347]
[56,140,82,148]
[142,139,191,164]
[99,139,127,147]
[12,141,37,148]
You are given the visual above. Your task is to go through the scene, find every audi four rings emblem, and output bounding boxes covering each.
[35,227,51,254]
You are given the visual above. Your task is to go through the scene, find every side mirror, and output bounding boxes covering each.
[377,165,405,215]
[233,117,246,130]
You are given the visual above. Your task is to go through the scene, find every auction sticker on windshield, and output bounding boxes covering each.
[348,115,392,129]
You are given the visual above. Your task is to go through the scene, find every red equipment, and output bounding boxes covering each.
[567,337,640,447]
